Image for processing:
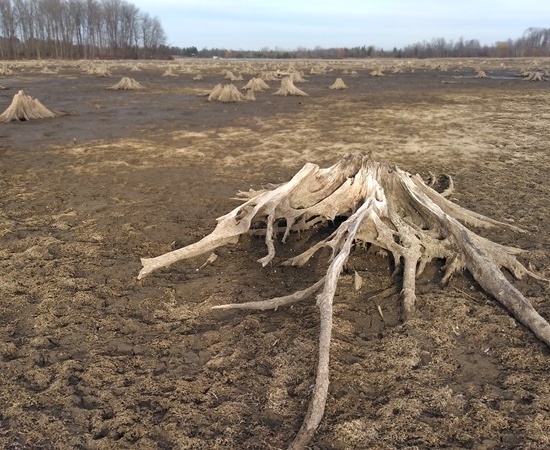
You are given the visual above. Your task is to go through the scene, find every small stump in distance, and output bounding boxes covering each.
[329,77,348,89]
[474,70,489,79]
[106,76,145,90]
[208,84,246,102]
[273,77,308,96]
[0,90,65,123]
[523,71,546,81]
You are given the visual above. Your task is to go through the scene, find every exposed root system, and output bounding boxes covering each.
[329,78,348,89]
[0,90,65,123]
[106,76,145,90]
[523,71,547,81]
[208,84,246,102]
[242,77,270,91]
[273,77,308,96]
[139,153,549,448]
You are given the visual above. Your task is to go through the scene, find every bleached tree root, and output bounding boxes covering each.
[273,77,308,96]
[242,77,270,91]
[523,71,547,81]
[0,90,65,123]
[138,153,549,449]
[106,76,145,90]
[208,84,246,102]
[475,70,489,78]
[328,78,348,90]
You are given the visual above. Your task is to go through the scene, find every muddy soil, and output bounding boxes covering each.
[0,59,549,450]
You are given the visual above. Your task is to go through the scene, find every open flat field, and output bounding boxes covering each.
[0,58,549,449]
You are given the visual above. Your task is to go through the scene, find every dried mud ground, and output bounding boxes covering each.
[0,59,549,450]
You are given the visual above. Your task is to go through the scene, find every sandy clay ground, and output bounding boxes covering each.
[0,58,549,449]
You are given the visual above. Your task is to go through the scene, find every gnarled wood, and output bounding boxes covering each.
[138,153,548,449]
[328,78,348,89]
[106,76,145,90]
[208,84,246,102]
[0,90,65,123]
[273,77,308,96]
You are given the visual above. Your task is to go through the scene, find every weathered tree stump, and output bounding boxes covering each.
[106,76,145,90]
[138,154,549,449]
[0,90,65,123]
[329,77,348,89]
[273,77,308,96]
[208,84,246,102]
[523,71,546,81]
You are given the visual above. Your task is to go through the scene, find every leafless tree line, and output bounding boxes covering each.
[512,27,550,56]
[400,28,550,59]
[0,0,166,60]
[174,27,550,60]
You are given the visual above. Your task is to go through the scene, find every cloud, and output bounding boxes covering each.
[133,0,550,49]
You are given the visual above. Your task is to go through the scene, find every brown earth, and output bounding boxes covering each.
[0,59,549,450]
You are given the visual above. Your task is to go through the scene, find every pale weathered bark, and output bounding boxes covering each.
[106,76,145,90]
[523,71,546,81]
[273,77,308,96]
[138,153,548,449]
[328,77,348,89]
[242,77,270,91]
[0,90,65,123]
[208,84,245,102]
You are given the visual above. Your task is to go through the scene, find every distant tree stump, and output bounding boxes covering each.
[208,84,246,102]
[273,77,308,96]
[523,71,546,81]
[328,78,348,89]
[106,76,145,90]
[0,90,65,123]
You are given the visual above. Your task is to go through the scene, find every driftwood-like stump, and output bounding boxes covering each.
[329,77,348,89]
[207,84,246,103]
[523,71,547,81]
[273,77,308,96]
[242,77,270,91]
[475,70,489,79]
[0,90,65,123]
[106,76,145,90]
[138,154,549,449]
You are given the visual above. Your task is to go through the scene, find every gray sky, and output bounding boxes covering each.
[133,0,550,50]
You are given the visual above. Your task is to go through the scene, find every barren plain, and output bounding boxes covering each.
[0,58,549,449]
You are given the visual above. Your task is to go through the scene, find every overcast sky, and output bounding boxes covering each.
[132,0,550,50]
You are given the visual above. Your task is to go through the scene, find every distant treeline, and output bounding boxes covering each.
[0,0,167,60]
[1,1,548,62]
[172,27,550,60]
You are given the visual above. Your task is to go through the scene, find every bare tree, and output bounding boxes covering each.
[13,0,32,57]
[0,0,17,59]
[0,0,166,59]
[118,1,138,58]
[68,0,86,57]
